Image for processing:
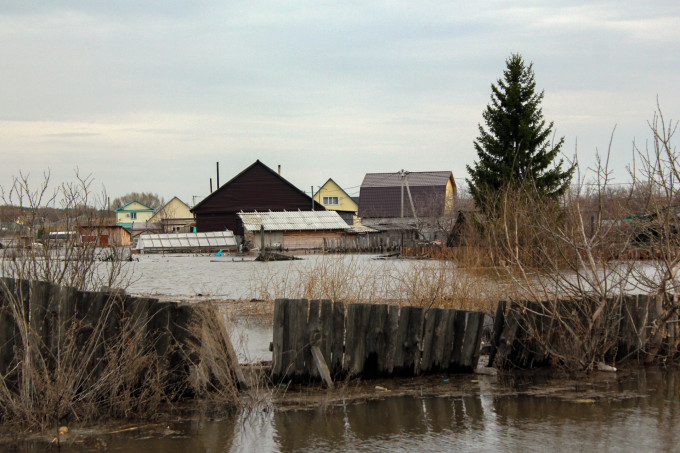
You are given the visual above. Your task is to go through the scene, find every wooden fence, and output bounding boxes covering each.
[322,235,401,254]
[488,295,680,368]
[271,299,487,384]
[0,277,246,390]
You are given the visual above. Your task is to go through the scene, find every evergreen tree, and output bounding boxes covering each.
[466,54,573,212]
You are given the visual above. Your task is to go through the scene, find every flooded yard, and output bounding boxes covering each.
[3,253,679,451]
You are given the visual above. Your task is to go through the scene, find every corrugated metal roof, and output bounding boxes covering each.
[135,231,237,251]
[239,210,350,231]
[361,171,452,188]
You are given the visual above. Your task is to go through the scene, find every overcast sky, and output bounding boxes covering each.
[1,1,678,207]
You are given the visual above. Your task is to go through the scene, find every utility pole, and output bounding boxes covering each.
[311,186,314,210]
[400,169,405,218]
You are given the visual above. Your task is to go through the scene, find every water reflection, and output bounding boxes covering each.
[12,369,680,452]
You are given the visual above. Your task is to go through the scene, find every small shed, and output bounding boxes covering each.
[238,210,350,250]
[79,225,132,247]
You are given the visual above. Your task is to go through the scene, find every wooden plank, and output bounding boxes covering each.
[449,310,468,370]
[493,305,520,368]
[305,299,321,379]
[284,298,298,379]
[311,345,333,388]
[330,301,345,376]
[393,306,424,375]
[342,303,357,374]
[430,309,451,372]
[320,299,333,367]
[366,303,388,377]
[383,305,400,375]
[462,311,485,369]
[420,308,442,372]
[271,298,287,380]
[291,299,308,379]
[344,303,371,376]
[440,309,457,369]
[487,301,506,367]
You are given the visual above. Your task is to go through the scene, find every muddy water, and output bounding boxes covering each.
[13,368,679,452]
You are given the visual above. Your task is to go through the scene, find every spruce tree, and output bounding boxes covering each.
[466,54,573,212]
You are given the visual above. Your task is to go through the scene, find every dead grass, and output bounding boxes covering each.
[0,283,242,432]
[247,254,509,314]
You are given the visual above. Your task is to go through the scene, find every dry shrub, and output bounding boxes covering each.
[0,285,243,431]
[249,254,504,313]
[388,261,513,313]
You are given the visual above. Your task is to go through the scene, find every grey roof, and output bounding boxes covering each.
[361,171,453,188]
[346,224,379,234]
[134,231,237,251]
[239,210,350,232]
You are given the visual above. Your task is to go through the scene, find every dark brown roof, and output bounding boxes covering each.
[190,160,324,234]
[361,171,453,188]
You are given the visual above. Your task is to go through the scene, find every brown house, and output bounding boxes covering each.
[358,171,457,242]
[191,160,324,235]
[79,225,131,247]
[358,171,456,219]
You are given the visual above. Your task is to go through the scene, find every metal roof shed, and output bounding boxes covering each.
[238,210,350,250]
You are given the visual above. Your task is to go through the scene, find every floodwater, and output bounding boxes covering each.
[11,368,680,452]
[124,253,418,300]
[4,254,680,451]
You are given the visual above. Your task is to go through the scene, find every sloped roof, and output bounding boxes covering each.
[316,178,356,203]
[346,224,378,234]
[238,210,350,232]
[191,160,323,212]
[135,231,237,251]
[114,200,154,212]
[358,171,456,218]
[361,171,453,188]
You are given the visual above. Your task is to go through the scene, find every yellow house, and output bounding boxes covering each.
[314,178,359,225]
[148,196,195,233]
[115,201,155,229]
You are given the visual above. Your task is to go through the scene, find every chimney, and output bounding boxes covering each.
[216,162,220,188]
[278,164,281,175]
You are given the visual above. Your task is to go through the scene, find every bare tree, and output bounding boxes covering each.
[1,170,132,291]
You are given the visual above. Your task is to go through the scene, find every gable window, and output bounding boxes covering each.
[323,196,339,205]
[130,212,137,220]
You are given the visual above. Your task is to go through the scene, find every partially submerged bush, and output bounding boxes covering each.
[0,280,242,431]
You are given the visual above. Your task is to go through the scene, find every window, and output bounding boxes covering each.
[130,212,137,220]
[323,196,339,205]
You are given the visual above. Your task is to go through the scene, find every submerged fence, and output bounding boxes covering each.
[272,298,487,384]
[0,277,246,391]
[489,295,680,368]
